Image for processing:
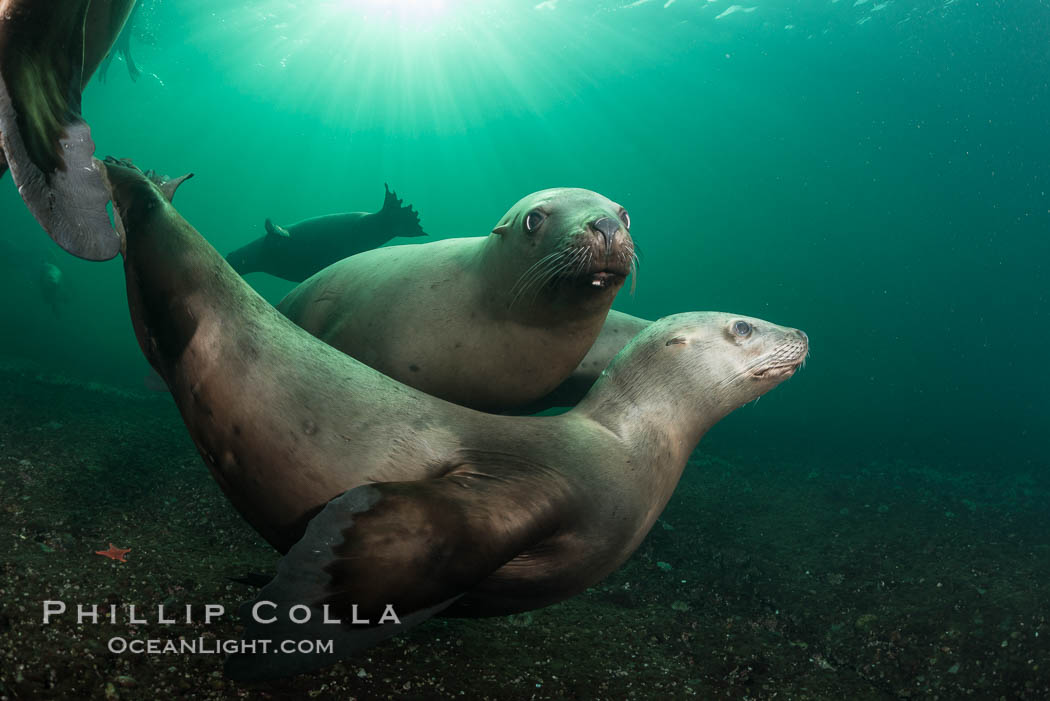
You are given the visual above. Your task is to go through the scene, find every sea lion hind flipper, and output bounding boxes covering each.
[142,168,194,203]
[380,183,426,238]
[227,462,569,680]
[101,158,193,204]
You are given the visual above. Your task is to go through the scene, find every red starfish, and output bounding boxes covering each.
[95,544,131,562]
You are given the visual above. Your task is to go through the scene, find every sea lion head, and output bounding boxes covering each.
[491,188,636,309]
[656,312,809,408]
[98,157,194,256]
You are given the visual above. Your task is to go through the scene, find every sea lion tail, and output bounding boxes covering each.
[380,183,426,238]
[0,0,135,261]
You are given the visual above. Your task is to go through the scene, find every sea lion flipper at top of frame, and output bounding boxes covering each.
[0,0,136,261]
[226,455,573,681]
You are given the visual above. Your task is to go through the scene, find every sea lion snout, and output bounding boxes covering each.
[575,214,634,286]
[590,216,621,247]
[749,326,809,381]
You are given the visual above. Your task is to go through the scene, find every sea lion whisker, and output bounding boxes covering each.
[508,250,566,299]
[507,250,573,308]
[524,248,588,305]
[716,354,775,388]
[520,246,581,287]
[526,248,588,305]
[569,248,591,279]
[508,249,577,309]
[718,340,809,387]
[627,252,638,295]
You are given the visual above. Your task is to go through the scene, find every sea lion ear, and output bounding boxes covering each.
[665,336,688,346]
[264,219,291,240]
[491,221,512,236]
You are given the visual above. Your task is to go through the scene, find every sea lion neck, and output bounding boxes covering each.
[572,320,739,460]
[576,361,725,466]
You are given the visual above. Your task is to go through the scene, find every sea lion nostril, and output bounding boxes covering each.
[592,217,620,245]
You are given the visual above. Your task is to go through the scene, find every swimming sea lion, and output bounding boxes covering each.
[101,160,807,680]
[97,0,142,83]
[279,187,637,411]
[226,184,426,282]
[38,261,67,316]
[0,0,135,260]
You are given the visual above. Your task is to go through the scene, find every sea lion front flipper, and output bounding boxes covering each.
[226,458,571,680]
[264,218,291,240]
[379,182,426,238]
[0,0,135,261]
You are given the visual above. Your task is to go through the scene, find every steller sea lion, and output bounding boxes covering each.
[279,187,638,411]
[226,184,426,282]
[100,160,808,680]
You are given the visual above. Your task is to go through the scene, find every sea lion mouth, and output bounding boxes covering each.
[583,269,627,289]
[751,364,800,380]
[749,337,809,380]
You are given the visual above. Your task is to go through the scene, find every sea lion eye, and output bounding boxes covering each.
[525,210,545,233]
[732,320,752,337]
[619,210,630,230]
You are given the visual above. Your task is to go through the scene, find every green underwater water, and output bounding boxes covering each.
[0,0,1047,474]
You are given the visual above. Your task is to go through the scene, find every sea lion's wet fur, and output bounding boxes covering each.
[104,161,807,679]
[279,187,637,411]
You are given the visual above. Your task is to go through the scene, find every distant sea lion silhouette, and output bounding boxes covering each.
[279,187,637,411]
[38,261,67,316]
[226,184,426,282]
[0,0,136,260]
[97,0,142,83]
[100,159,807,680]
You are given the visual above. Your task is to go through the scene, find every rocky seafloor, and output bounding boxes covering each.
[2,360,1049,700]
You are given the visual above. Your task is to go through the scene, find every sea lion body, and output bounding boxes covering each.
[280,187,637,411]
[103,160,807,680]
[0,0,135,260]
[529,309,652,410]
[226,184,425,282]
